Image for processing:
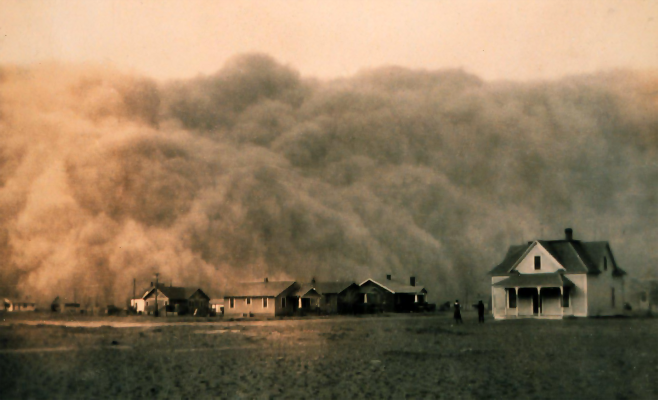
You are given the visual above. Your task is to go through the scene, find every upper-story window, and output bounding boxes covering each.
[534,256,541,270]
[603,257,607,271]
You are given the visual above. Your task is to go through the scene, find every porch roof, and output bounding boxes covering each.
[293,285,322,298]
[493,273,575,289]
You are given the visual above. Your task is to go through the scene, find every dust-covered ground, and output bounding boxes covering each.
[0,313,657,399]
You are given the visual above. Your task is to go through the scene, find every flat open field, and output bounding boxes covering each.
[1,313,657,399]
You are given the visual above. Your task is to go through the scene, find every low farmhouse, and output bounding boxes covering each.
[130,284,155,314]
[490,228,626,319]
[131,297,146,314]
[359,276,428,313]
[224,279,299,317]
[312,281,360,314]
[143,285,210,316]
[293,284,322,313]
[2,298,36,312]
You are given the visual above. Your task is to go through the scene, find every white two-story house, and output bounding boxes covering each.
[490,228,626,319]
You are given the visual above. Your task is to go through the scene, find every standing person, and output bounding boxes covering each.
[454,299,463,324]
[477,300,485,323]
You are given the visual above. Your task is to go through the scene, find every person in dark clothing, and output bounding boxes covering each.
[477,300,485,323]
[453,300,463,324]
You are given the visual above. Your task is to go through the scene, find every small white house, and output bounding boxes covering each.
[210,299,224,315]
[490,228,626,319]
[130,298,146,313]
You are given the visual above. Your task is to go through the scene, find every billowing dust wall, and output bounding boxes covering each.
[0,55,657,304]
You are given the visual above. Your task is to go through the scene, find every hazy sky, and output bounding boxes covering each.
[2,0,657,81]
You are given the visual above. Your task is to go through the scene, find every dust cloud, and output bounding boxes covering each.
[1,55,657,305]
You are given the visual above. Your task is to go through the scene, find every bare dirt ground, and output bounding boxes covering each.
[1,312,657,399]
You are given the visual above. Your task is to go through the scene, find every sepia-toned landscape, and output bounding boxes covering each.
[2,1,658,399]
[2,313,657,399]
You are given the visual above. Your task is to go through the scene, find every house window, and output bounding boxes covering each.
[508,289,517,308]
[364,294,368,304]
[562,287,570,307]
[246,298,251,305]
[611,288,615,308]
[534,256,541,270]
[604,257,607,271]
[281,297,286,308]
[229,298,234,308]
[263,298,268,308]
[414,295,418,303]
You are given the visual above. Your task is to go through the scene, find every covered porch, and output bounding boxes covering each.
[294,286,322,314]
[494,273,574,318]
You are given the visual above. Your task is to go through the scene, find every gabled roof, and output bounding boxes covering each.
[223,281,297,297]
[311,281,358,295]
[143,286,204,301]
[293,286,322,298]
[493,273,575,288]
[490,240,625,276]
[359,279,427,295]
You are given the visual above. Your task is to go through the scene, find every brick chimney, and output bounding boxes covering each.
[565,228,573,241]
[410,277,416,287]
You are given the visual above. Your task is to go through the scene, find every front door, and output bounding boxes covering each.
[532,291,539,314]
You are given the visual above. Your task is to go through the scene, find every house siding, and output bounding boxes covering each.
[491,273,588,319]
[586,248,624,316]
[514,244,566,274]
[131,299,145,313]
[225,296,276,317]
[143,292,170,314]
[567,274,587,317]
[224,285,298,317]
[359,281,395,312]
[491,276,509,319]
[316,285,360,314]
[188,291,210,316]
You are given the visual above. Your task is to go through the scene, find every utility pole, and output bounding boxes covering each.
[133,278,136,313]
[154,272,159,317]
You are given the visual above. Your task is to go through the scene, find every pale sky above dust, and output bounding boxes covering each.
[2,0,657,81]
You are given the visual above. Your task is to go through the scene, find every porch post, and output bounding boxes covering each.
[514,287,519,317]
[560,287,564,317]
[538,287,542,316]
